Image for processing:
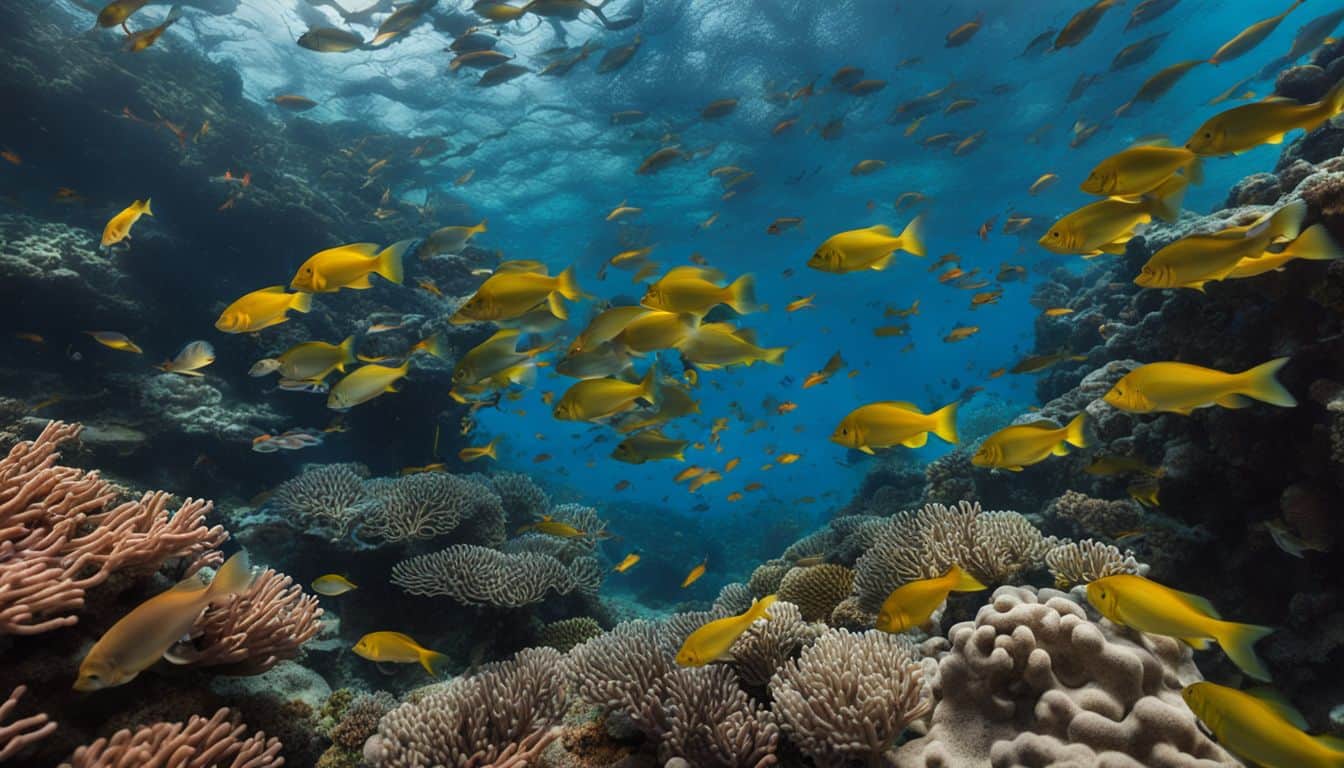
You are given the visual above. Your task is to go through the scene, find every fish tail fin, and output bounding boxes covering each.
[637,365,658,406]
[762,346,787,365]
[751,594,778,620]
[1240,357,1296,407]
[931,400,959,444]
[1147,174,1188,223]
[164,5,183,24]
[726,273,759,314]
[1256,199,1307,242]
[290,291,314,314]
[140,198,154,216]
[207,550,256,600]
[485,436,500,459]
[474,218,488,236]
[1064,412,1087,448]
[376,239,411,285]
[1323,69,1344,118]
[1215,621,1274,682]
[420,649,451,676]
[1185,156,1204,185]
[555,265,581,300]
[950,565,988,592]
[338,335,357,368]
[1281,224,1344,262]
[899,215,926,257]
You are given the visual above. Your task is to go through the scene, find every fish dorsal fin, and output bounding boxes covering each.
[1168,587,1221,619]
[169,573,211,593]
[733,327,759,345]
[901,432,929,448]
[877,400,923,412]
[381,631,420,646]
[865,224,895,237]
[1247,688,1309,730]
[258,285,289,294]
[325,242,380,258]
[480,328,522,350]
[664,265,725,283]
[1131,136,1172,148]
[495,259,548,274]
[1022,419,1063,430]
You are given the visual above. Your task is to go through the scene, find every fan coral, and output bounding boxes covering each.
[266,463,369,542]
[658,665,778,768]
[489,472,550,526]
[890,586,1235,767]
[536,616,603,652]
[182,567,324,674]
[1,421,226,635]
[778,564,854,622]
[59,708,283,768]
[0,686,55,762]
[390,544,601,607]
[852,501,1054,612]
[363,648,568,768]
[728,600,825,688]
[770,629,931,768]
[1046,539,1146,588]
[356,472,505,547]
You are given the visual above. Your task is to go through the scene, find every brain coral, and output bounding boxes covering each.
[777,564,854,622]
[536,616,603,653]
[889,586,1237,768]
[267,463,369,542]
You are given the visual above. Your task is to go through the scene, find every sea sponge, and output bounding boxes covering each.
[889,586,1236,767]
[536,616,603,653]
[390,545,601,607]
[777,564,854,622]
[770,629,930,768]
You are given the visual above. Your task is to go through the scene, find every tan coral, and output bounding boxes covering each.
[777,564,854,622]
[59,708,282,768]
[1046,539,1145,588]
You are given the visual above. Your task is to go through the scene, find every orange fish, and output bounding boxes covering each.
[978,216,996,240]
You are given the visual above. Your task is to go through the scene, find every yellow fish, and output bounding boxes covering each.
[613,552,641,573]
[215,286,313,333]
[675,595,775,666]
[1182,681,1344,768]
[86,331,143,354]
[776,452,801,464]
[352,631,449,675]
[453,265,581,322]
[1081,144,1203,197]
[674,466,705,483]
[458,436,500,462]
[680,557,708,588]
[612,429,687,463]
[290,241,411,293]
[808,218,925,273]
[943,326,979,343]
[1208,0,1304,65]
[311,574,358,596]
[277,336,356,381]
[677,323,786,369]
[851,159,887,176]
[1029,173,1059,195]
[615,310,698,353]
[1039,175,1188,256]
[414,220,487,260]
[96,0,151,27]
[832,400,958,453]
[156,340,215,376]
[1226,226,1344,278]
[1085,454,1164,478]
[606,200,643,221]
[786,295,815,312]
[688,469,722,492]
[1128,478,1160,507]
[1043,307,1074,317]
[570,305,651,355]
[972,413,1086,471]
[1087,574,1273,680]
[453,329,552,387]
[876,565,986,634]
[553,368,656,422]
[124,5,182,52]
[74,551,254,691]
[1103,358,1295,414]
[101,199,152,248]
[1187,79,1344,156]
[641,266,757,316]
[518,515,586,538]
[327,360,410,410]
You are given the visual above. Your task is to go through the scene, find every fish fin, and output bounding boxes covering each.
[1311,734,1344,754]
[1185,156,1204,185]
[547,291,570,320]
[901,432,929,448]
[1215,621,1275,682]
[338,335,357,369]
[726,273,759,314]
[163,644,203,665]
[877,401,923,411]
[1005,465,1024,472]
[1245,687,1309,730]
[1216,394,1252,409]
[865,224,896,237]
[636,365,658,407]
[347,273,374,289]
[1280,223,1344,262]
[1147,174,1188,223]
[473,218,488,235]
[290,292,314,313]
[377,240,412,285]
[762,346,787,365]
[1251,199,1307,242]
[1263,132,1286,145]
[1240,357,1296,407]
[930,401,959,444]
[1051,442,1071,456]
[950,566,987,592]
[1063,412,1087,448]
[206,550,256,601]
[555,265,582,301]
[859,445,875,455]
[870,251,895,270]
[751,594,778,620]
[140,198,154,216]
[1099,238,1132,255]
[1181,637,1213,650]
[898,214,926,257]
[420,649,451,676]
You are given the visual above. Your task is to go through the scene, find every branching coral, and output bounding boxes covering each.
[728,600,825,688]
[658,665,778,768]
[182,567,324,674]
[1,421,226,635]
[889,586,1235,767]
[778,564,853,622]
[852,501,1054,612]
[59,708,283,768]
[1046,539,1146,588]
[569,621,679,738]
[770,629,930,768]
[0,686,55,762]
[390,544,600,607]
[363,648,568,768]
[266,463,368,542]
[356,472,505,547]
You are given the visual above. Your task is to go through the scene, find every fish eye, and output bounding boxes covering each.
[1050,231,1060,238]
[1203,132,1212,139]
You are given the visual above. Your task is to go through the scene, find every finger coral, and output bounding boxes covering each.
[390,544,601,607]
[889,586,1236,767]
[770,629,931,768]
[728,600,825,687]
[1,421,226,635]
[363,647,568,768]
[179,567,325,674]
[59,708,283,768]
[0,686,55,762]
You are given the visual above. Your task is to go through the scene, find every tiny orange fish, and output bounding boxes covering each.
[534,453,551,463]
[776,401,797,414]
[614,479,631,491]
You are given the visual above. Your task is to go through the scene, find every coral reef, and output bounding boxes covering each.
[776,564,853,622]
[391,544,603,607]
[536,617,604,653]
[184,567,324,674]
[59,708,282,768]
[0,686,55,762]
[1045,539,1146,588]
[356,472,506,548]
[265,463,370,544]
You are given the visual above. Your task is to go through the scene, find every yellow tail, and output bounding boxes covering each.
[1252,199,1307,243]
[762,346,787,365]
[1184,156,1204,185]
[948,564,988,592]
[1239,357,1296,407]
[377,240,411,285]
[337,336,356,370]
[637,365,658,406]
[749,594,778,620]
[206,550,256,600]
[899,215,926,257]
[1316,74,1344,124]
[419,648,451,676]
[1214,620,1274,682]
[726,274,759,314]
[930,401,959,444]
[1147,174,1188,223]
[484,436,500,459]
[1063,412,1087,448]
[554,265,581,301]
[1281,224,1344,262]
[472,218,488,236]
[139,198,154,217]
[290,291,314,313]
